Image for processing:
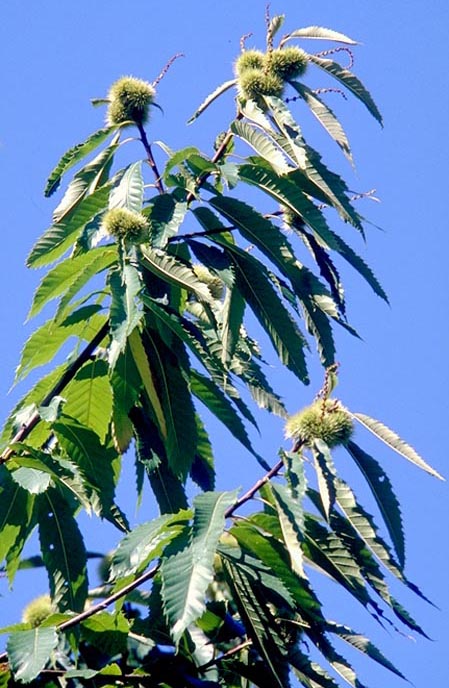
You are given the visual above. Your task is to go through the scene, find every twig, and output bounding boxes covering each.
[225,459,283,518]
[168,223,236,244]
[152,53,184,88]
[37,671,152,685]
[240,32,253,52]
[198,639,252,671]
[185,111,243,205]
[315,46,354,70]
[136,122,165,194]
[57,564,158,632]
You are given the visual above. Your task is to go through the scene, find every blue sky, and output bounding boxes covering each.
[0,1,448,686]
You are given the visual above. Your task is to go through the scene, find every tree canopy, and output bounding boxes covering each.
[0,10,443,688]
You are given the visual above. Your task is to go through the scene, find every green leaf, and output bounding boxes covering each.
[110,344,141,454]
[327,621,406,681]
[140,245,214,303]
[143,296,225,384]
[0,470,35,583]
[52,140,118,225]
[10,467,52,494]
[64,359,113,443]
[108,265,143,367]
[307,630,368,688]
[111,513,189,579]
[289,81,352,162]
[81,612,129,656]
[28,246,116,321]
[312,440,337,520]
[328,483,433,616]
[37,487,88,612]
[45,126,118,196]
[307,54,383,126]
[291,648,340,688]
[187,79,236,124]
[131,405,189,514]
[222,559,289,688]
[210,196,338,365]
[221,282,246,368]
[11,445,92,512]
[238,162,338,249]
[190,414,215,491]
[304,516,372,608]
[7,627,58,683]
[128,329,167,440]
[352,412,444,480]
[161,490,238,643]
[190,369,268,470]
[14,312,105,383]
[143,328,198,479]
[0,365,64,451]
[280,26,358,45]
[271,480,306,577]
[346,440,405,568]
[144,193,188,248]
[243,357,287,418]
[230,121,290,174]
[213,241,309,383]
[109,161,144,211]
[321,227,388,302]
[266,99,362,229]
[54,416,126,530]
[27,182,112,268]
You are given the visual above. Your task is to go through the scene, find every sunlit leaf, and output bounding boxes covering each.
[7,627,58,683]
[280,26,358,46]
[28,174,117,268]
[108,264,143,367]
[161,490,237,642]
[64,359,113,443]
[327,621,406,680]
[45,126,118,196]
[111,512,189,579]
[109,161,144,212]
[14,312,105,383]
[307,54,383,125]
[187,79,237,124]
[144,193,187,248]
[313,440,337,520]
[231,120,290,174]
[290,81,352,162]
[352,413,444,480]
[140,245,214,303]
[28,247,116,321]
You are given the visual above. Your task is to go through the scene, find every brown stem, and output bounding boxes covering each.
[167,223,236,244]
[185,111,243,205]
[198,639,252,671]
[225,459,283,518]
[136,121,165,194]
[57,564,158,633]
[37,671,153,685]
